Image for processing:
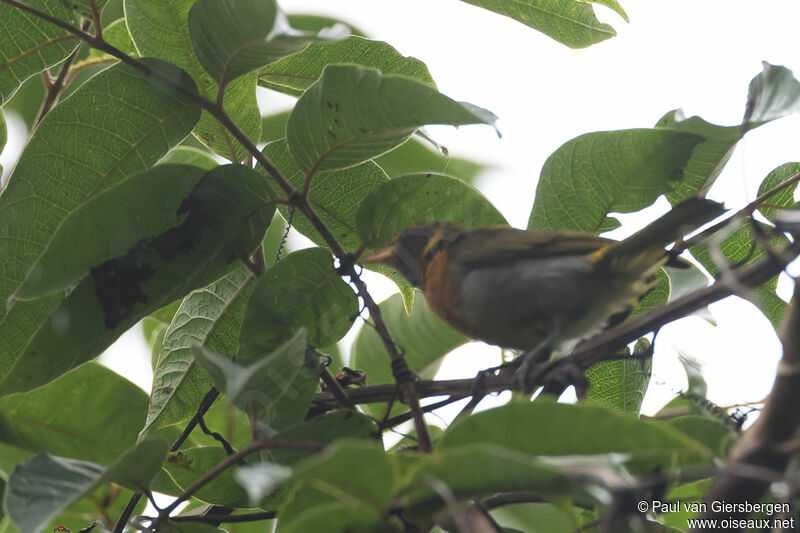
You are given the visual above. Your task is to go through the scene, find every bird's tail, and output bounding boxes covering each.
[599,198,726,272]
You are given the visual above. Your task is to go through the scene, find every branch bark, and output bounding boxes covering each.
[692,277,800,528]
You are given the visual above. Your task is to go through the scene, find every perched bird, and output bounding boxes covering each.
[360,198,725,389]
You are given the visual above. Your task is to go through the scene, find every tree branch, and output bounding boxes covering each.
[692,277,800,527]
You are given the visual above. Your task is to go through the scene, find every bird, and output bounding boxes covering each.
[359,198,725,390]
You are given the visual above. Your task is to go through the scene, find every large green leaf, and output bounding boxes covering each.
[238,248,358,362]
[0,0,79,105]
[258,36,434,97]
[14,164,208,300]
[4,440,168,533]
[188,0,339,83]
[286,65,496,173]
[277,441,396,533]
[0,363,148,466]
[126,0,262,161]
[0,165,275,394]
[405,444,588,516]
[528,129,703,232]
[440,402,712,471]
[261,140,390,252]
[194,329,317,428]
[457,0,617,49]
[356,173,507,249]
[0,61,200,395]
[140,265,255,440]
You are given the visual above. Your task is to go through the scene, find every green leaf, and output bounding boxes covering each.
[65,0,109,17]
[278,441,396,533]
[140,265,255,440]
[351,291,466,416]
[14,164,208,300]
[440,402,712,472]
[238,248,358,361]
[756,162,800,221]
[261,140,390,252]
[160,446,249,507]
[125,0,262,161]
[656,111,742,204]
[689,221,788,327]
[528,129,703,231]
[89,17,137,58]
[194,329,317,427]
[374,137,487,183]
[0,109,5,156]
[585,338,652,414]
[0,59,201,393]
[405,444,589,516]
[665,416,735,458]
[4,440,168,533]
[744,62,800,124]
[266,410,381,466]
[491,503,579,533]
[161,523,224,533]
[0,0,79,105]
[0,363,149,466]
[356,173,507,248]
[189,0,342,83]
[286,65,497,173]
[0,164,275,395]
[457,0,616,49]
[160,145,220,170]
[258,36,435,97]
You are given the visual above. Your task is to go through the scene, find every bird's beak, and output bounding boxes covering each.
[360,244,398,265]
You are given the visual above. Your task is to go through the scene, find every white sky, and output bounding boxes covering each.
[3,0,799,437]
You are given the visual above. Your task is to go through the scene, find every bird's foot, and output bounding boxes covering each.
[511,343,553,393]
[540,360,589,398]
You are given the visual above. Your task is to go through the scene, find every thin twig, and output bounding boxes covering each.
[151,511,276,524]
[159,438,326,516]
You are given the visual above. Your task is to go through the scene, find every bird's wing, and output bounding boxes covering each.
[451,227,614,267]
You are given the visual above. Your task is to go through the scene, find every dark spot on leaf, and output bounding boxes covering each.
[326,100,333,109]
[167,451,193,468]
[328,130,337,139]
[162,386,173,394]
[333,118,340,126]
[335,102,339,113]
[425,173,432,178]
[91,192,210,329]
[358,127,368,134]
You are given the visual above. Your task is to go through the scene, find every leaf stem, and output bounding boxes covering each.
[34,20,91,126]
